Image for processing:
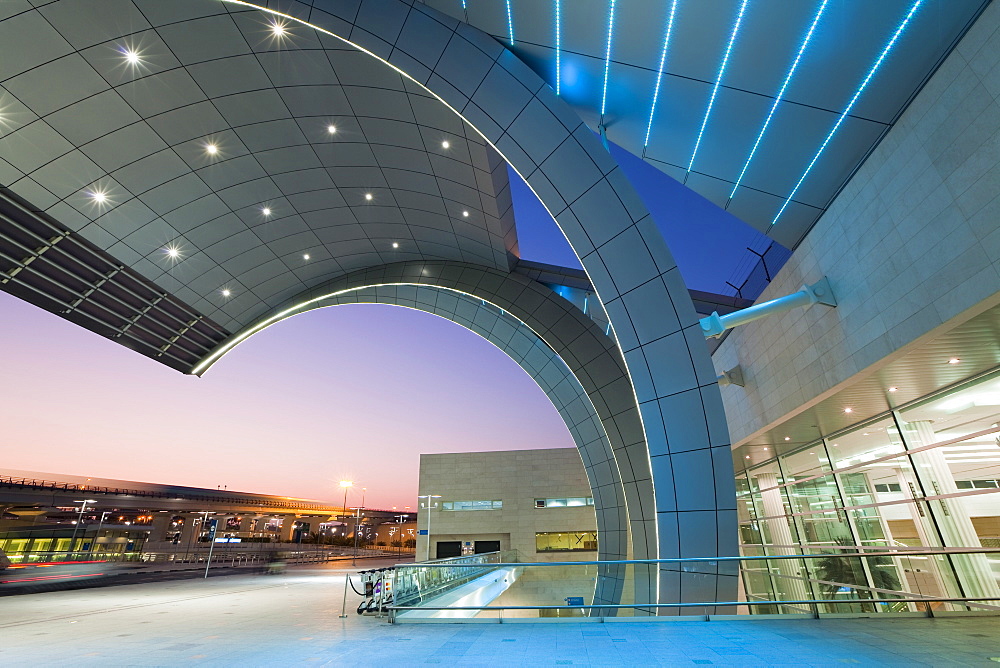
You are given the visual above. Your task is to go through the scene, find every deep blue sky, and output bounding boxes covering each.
[511,141,774,294]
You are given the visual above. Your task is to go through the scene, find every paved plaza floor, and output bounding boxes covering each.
[1,559,998,666]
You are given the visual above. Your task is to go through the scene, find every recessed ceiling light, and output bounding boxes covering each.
[762,447,768,451]
[205,143,218,155]
[262,207,271,216]
[222,289,231,297]
[392,242,399,249]
[122,49,141,65]
[441,140,450,149]
[863,433,869,436]
[327,124,337,134]
[364,193,373,201]
[948,358,961,364]
[831,443,839,447]
[271,22,286,36]
[303,254,310,260]
[90,191,107,203]
[165,247,180,258]
[888,386,898,392]
[843,407,853,414]
[462,210,469,217]
[745,455,750,459]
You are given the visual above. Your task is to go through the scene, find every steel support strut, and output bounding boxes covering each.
[700,276,836,338]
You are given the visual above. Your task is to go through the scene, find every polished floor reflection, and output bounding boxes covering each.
[2,560,998,666]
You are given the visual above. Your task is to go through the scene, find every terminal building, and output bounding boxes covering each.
[1,0,999,616]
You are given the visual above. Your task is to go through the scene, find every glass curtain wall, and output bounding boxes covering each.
[737,370,1000,612]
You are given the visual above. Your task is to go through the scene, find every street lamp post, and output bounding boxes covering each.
[417,495,441,562]
[88,511,111,556]
[69,500,96,560]
[339,480,353,557]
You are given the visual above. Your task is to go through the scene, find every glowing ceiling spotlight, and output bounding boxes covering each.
[164,245,181,261]
[303,253,311,260]
[555,0,562,95]
[728,0,828,202]
[441,140,450,149]
[121,46,142,66]
[600,0,617,118]
[89,190,109,204]
[221,288,232,298]
[643,0,679,147]
[204,142,219,156]
[506,0,515,46]
[262,206,272,217]
[364,193,373,201]
[392,242,399,249]
[686,0,749,177]
[462,210,469,217]
[771,0,925,227]
[269,19,289,38]
[327,124,337,135]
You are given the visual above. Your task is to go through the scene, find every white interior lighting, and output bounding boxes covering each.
[90,191,107,203]
[262,207,272,216]
[888,386,898,392]
[462,210,469,217]
[784,436,790,441]
[844,407,853,414]
[327,124,337,134]
[441,140,450,149]
[222,289,231,297]
[122,48,141,65]
[303,254,310,260]
[271,21,286,36]
[165,247,180,259]
[205,143,218,155]
[392,242,399,249]
[364,193,373,201]
[948,358,961,364]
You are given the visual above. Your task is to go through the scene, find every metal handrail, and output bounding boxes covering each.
[392,596,1000,611]
[391,546,1000,568]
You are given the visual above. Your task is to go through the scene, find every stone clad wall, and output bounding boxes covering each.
[713,2,1000,445]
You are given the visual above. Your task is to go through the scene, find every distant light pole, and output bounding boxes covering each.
[417,495,441,562]
[69,500,96,560]
[351,506,364,566]
[88,510,111,556]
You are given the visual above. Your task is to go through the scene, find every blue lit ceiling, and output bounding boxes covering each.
[421,0,990,249]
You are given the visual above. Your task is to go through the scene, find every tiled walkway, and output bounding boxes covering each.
[2,560,998,666]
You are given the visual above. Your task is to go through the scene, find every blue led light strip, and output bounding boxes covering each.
[728,0,828,202]
[644,0,679,147]
[600,0,617,117]
[506,0,514,46]
[687,0,749,176]
[771,0,924,226]
[555,0,562,94]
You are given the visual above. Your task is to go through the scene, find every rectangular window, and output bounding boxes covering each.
[535,531,598,552]
[441,500,502,511]
[534,497,594,508]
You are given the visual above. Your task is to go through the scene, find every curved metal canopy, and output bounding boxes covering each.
[422,0,989,248]
[0,0,515,336]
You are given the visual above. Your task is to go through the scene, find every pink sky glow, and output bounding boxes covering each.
[0,291,574,509]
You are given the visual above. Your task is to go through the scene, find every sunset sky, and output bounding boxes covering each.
[0,143,766,509]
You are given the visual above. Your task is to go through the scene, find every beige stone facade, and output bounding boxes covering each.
[416,448,597,563]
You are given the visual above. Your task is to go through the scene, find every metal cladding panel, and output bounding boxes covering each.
[423,0,989,249]
[0,1,515,335]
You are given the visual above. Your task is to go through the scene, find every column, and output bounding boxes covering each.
[149,513,174,542]
[755,472,810,604]
[277,515,297,543]
[904,420,1000,599]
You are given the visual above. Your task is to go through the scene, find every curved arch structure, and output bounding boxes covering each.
[244,0,738,610]
[0,0,736,609]
[198,260,652,608]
